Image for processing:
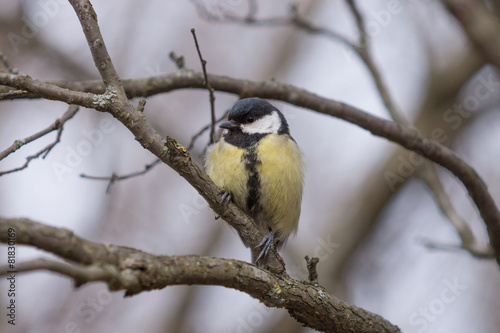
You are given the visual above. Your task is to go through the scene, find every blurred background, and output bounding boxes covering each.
[1,0,500,332]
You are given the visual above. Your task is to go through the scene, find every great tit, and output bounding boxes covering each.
[205,97,304,263]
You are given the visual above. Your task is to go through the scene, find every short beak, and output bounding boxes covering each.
[219,120,239,130]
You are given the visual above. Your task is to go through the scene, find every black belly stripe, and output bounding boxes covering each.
[243,145,261,214]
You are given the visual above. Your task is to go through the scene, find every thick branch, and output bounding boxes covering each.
[68,0,124,92]
[0,217,400,332]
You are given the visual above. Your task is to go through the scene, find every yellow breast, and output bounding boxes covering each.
[205,134,304,240]
[255,134,303,238]
[205,140,248,211]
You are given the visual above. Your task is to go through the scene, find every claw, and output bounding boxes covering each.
[220,190,232,205]
[214,190,231,220]
[254,231,275,264]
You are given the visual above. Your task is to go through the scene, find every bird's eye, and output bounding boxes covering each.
[247,116,255,123]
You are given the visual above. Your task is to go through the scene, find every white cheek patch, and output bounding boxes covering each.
[241,111,281,134]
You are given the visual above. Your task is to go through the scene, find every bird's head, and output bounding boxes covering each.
[219,98,290,136]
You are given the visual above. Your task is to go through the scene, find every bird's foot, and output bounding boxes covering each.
[220,190,232,205]
[255,230,276,264]
[215,190,232,220]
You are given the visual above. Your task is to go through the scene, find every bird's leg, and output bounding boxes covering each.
[254,230,276,264]
[214,190,232,220]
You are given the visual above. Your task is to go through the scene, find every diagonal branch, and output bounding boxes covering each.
[0,105,78,161]
[418,162,495,258]
[344,0,409,125]
[0,217,400,333]
[68,1,124,93]
[65,0,280,273]
[0,105,79,176]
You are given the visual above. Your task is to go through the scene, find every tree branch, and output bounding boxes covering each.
[344,0,409,125]
[0,217,400,332]
[0,105,79,176]
[191,28,216,144]
[441,0,500,70]
[418,161,495,258]
[80,159,162,193]
[68,1,124,92]
[77,109,229,191]
[344,0,489,260]
[67,0,283,274]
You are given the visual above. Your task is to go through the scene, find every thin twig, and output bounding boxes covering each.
[187,109,229,150]
[191,1,353,46]
[418,237,495,259]
[190,28,216,145]
[0,105,79,176]
[418,162,495,258]
[290,4,353,47]
[344,0,409,125]
[80,159,162,193]
[79,109,229,192]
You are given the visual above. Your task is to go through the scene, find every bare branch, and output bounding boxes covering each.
[0,217,400,332]
[80,159,161,193]
[78,109,229,191]
[441,0,500,70]
[4,258,121,288]
[191,1,353,47]
[0,105,79,176]
[0,73,96,106]
[344,0,488,261]
[418,162,495,259]
[68,0,125,93]
[191,28,216,144]
[418,238,495,259]
[344,0,409,125]
[0,105,78,161]
[187,109,230,151]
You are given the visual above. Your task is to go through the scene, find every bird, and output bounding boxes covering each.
[205,97,304,263]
